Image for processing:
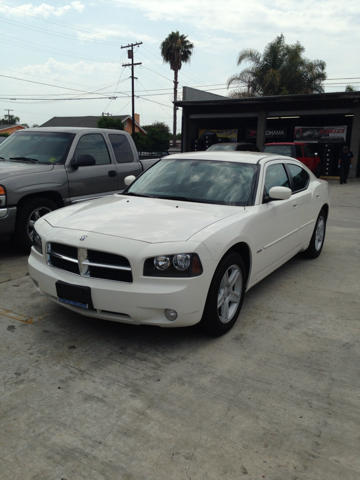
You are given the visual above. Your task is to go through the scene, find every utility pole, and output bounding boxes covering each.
[121,42,142,137]
[4,109,13,123]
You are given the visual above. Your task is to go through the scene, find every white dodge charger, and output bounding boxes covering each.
[28,151,330,335]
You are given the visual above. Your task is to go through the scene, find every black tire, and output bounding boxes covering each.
[302,208,326,259]
[13,197,57,253]
[198,252,246,336]
[314,162,322,178]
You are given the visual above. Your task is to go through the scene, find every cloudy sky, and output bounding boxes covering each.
[1,0,359,130]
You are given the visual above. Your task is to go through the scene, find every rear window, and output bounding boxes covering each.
[109,134,134,163]
[287,164,309,192]
[264,145,295,157]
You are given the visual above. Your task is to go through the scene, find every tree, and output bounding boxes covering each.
[97,116,124,130]
[133,127,170,152]
[160,31,194,147]
[345,85,357,92]
[227,34,326,97]
[0,114,20,125]
[142,122,170,136]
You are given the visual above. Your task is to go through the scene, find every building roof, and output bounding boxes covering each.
[0,124,26,133]
[40,116,128,128]
[176,89,360,115]
[40,115,146,134]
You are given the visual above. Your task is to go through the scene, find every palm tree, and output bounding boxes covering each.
[160,31,194,147]
[0,114,20,125]
[227,35,326,97]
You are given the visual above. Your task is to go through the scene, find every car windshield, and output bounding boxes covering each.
[207,144,237,151]
[0,131,75,164]
[125,158,258,206]
[263,145,295,157]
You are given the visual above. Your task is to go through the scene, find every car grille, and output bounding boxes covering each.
[46,242,132,283]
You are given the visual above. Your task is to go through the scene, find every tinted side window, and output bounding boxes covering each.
[264,164,290,197]
[287,164,309,192]
[109,134,134,163]
[74,134,111,165]
[295,144,303,157]
[303,145,314,157]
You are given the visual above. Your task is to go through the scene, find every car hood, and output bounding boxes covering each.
[0,161,54,180]
[45,194,244,243]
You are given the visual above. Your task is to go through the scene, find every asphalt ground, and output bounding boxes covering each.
[1,179,360,480]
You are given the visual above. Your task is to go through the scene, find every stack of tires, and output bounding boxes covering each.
[315,143,344,176]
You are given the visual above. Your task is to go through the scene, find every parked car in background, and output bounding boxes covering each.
[0,127,159,251]
[207,142,260,152]
[262,142,321,177]
[29,151,330,336]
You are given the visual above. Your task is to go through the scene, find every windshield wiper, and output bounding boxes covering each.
[9,157,39,163]
[123,192,155,198]
[156,195,193,202]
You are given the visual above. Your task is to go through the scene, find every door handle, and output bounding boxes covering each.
[108,170,117,177]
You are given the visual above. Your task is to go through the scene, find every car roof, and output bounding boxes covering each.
[162,150,288,165]
[15,127,127,134]
[212,142,255,146]
[264,142,309,146]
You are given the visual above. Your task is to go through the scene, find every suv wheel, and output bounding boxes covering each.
[13,197,57,253]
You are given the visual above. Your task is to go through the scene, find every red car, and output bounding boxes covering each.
[263,142,321,177]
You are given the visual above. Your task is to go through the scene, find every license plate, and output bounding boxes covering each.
[56,281,93,310]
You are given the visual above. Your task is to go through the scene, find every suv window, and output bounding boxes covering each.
[74,134,111,165]
[287,164,309,192]
[263,145,294,157]
[264,164,290,198]
[295,144,303,157]
[109,134,134,163]
[303,145,314,157]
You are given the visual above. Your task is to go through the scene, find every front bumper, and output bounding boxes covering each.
[28,237,214,328]
[0,207,17,236]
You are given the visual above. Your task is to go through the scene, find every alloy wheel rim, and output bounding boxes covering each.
[217,264,242,324]
[315,215,325,251]
[27,207,52,241]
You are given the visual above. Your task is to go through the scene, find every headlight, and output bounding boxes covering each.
[33,228,43,255]
[144,253,203,277]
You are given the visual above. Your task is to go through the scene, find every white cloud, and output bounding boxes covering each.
[109,0,359,43]
[77,28,157,44]
[3,2,85,18]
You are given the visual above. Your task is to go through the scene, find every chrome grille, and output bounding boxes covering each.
[46,243,132,283]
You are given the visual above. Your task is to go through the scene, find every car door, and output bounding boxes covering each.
[286,163,314,246]
[66,133,119,202]
[302,144,316,172]
[250,162,301,282]
[107,133,142,190]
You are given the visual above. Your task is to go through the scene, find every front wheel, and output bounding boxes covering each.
[314,162,322,178]
[302,208,326,259]
[13,197,57,253]
[198,252,246,336]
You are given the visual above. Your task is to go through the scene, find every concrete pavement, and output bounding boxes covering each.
[1,179,360,480]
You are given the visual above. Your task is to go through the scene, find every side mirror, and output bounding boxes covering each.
[124,175,136,186]
[71,154,96,169]
[268,186,292,201]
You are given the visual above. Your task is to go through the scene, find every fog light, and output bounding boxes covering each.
[165,309,178,321]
